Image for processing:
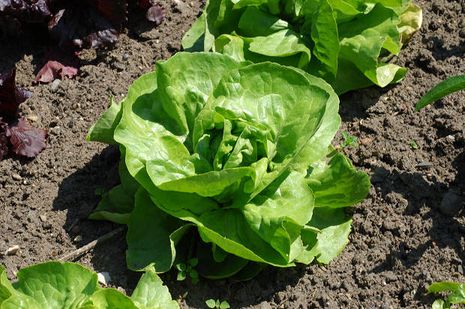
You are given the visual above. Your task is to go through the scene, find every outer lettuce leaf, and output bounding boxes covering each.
[89,158,139,224]
[182,0,422,94]
[0,266,14,303]
[86,98,122,145]
[428,282,465,309]
[3,262,98,308]
[126,189,191,272]
[297,207,352,264]
[0,262,178,309]
[306,0,339,83]
[308,150,370,208]
[398,3,422,43]
[196,243,250,279]
[246,30,311,68]
[83,290,138,309]
[88,52,370,277]
[131,268,179,309]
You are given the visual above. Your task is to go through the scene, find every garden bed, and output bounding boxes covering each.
[0,0,464,307]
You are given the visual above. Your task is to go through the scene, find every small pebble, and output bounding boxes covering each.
[27,114,39,122]
[173,0,188,13]
[39,214,47,222]
[42,222,52,230]
[5,245,20,256]
[97,272,111,286]
[50,79,61,92]
[73,235,82,243]
[112,62,125,71]
[12,174,22,181]
[416,162,433,168]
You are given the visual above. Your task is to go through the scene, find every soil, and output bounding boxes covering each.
[1,0,464,308]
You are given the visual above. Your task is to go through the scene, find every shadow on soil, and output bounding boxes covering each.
[166,265,304,308]
[0,7,173,77]
[51,145,142,290]
[425,36,465,61]
[369,150,465,304]
[339,86,390,122]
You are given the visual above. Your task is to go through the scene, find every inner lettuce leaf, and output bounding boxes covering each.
[182,0,422,94]
[88,52,370,278]
[0,262,178,309]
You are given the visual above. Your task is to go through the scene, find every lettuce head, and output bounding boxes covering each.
[88,52,370,279]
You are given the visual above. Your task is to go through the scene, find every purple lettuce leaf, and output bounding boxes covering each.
[48,0,127,49]
[0,119,8,160]
[0,0,52,23]
[0,70,47,160]
[146,4,164,25]
[6,117,47,158]
[0,69,32,119]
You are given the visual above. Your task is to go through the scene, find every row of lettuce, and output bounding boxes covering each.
[1,0,429,308]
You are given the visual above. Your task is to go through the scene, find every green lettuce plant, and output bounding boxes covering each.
[428,282,465,309]
[182,0,422,94]
[88,52,370,279]
[0,262,178,309]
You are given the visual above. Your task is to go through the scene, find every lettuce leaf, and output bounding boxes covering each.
[0,262,178,309]
[428,281,465,309]
[88,52,370,278]
[182,0,422,94]
[0,69,47,160]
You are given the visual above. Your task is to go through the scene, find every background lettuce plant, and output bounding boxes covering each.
[0,262,178,308]
[182,0,422,94]
[88,52,370,279]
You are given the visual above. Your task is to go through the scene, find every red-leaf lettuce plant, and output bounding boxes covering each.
[0,69,47,160]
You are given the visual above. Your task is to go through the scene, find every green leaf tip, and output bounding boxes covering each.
[415,75,465,111]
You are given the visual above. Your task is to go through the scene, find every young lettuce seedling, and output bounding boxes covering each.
[341,131,359,149]
[206,299,230,309]
[176,258,200,284]
[409,140,419,150]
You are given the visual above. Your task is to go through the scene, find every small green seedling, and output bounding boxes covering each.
[409,140,419,150]
[176,258,199,284]
[341,131,359,149]
[205,299,230,309]
[94,187,106,196]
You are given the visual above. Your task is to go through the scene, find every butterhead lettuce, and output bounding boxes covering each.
[88,52,370,278]
[182,0,422,94]
[0,262,178,309]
